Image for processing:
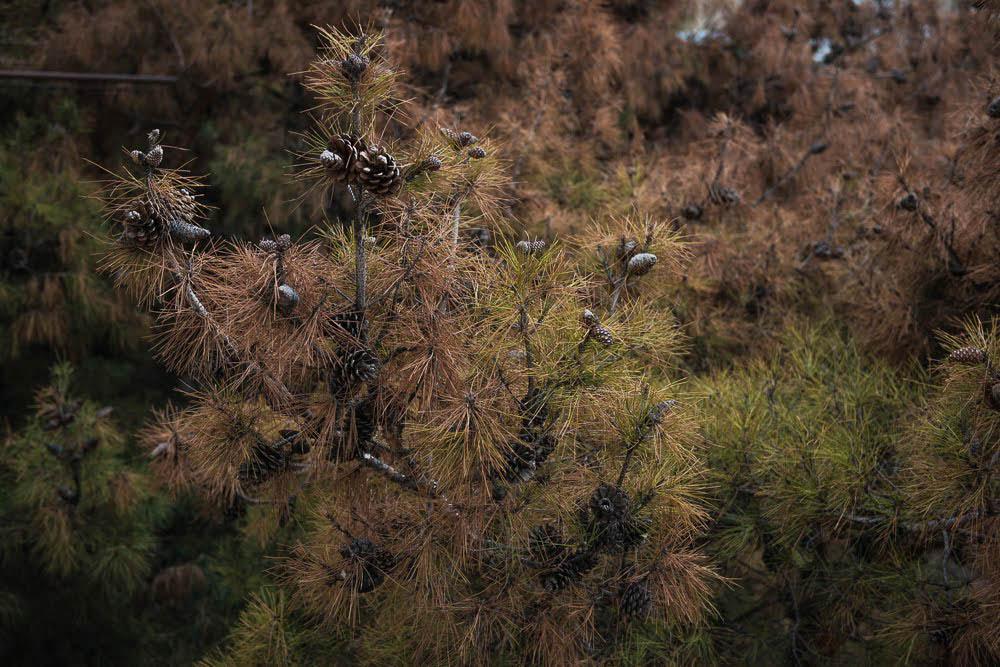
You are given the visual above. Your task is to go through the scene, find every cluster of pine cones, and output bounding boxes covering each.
[122,130,210,248]
[524,483,651,600]
[123,188,208,248]
[320,134,402,196]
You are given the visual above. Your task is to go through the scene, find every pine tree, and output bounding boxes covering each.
[0,364,161,661]
[95,24,715,666]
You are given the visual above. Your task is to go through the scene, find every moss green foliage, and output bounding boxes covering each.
[691,320,1000,665]
[0,103,138,358]
[0,364,310,665]
[0,364,159,660]
[692,322,918,662]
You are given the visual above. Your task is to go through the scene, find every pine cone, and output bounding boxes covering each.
[590,484,631,523]
[321,134,363,183]
[238,442,288,485]
[581,309,599,328]
[130,139,164,170]
[988,96,1000,119]
[627,252,658,276]
[620,580,652,619]
[147,186,208,242]
[440,127,479,149]
[645,399,677,428]
[355,144,402,195]
[340,537,394,593]
[468,146,487,159]
[590,325,614,347]
[175,188,198,221]
[123,207,161,247]
[167,219,211,243]
[343,348,380,384]
[898,192,919,211]
[516,239,547,255]
[340,53,370,82]
[145,144,164,168]
[949,347,988,365]
[682,203,703,221]
[541,568,572,592]
[708,184,741,206]
[586,484,646,550]
[406,155,442,181]
[277,284,300,311]
[541,549,597,592]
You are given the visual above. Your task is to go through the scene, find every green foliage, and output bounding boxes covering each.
[692,321,923,662]
[199,589,321,667]
[698,323,919,555]
[0,102,143,360]
[0,364,162,661]
[540,154,609,212]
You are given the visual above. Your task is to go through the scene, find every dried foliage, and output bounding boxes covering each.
[7,0,993,663]
[98,25,714,665]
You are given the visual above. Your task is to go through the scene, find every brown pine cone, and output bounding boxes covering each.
[321,134,363,183]
[949,347,988,365]
[708,183,741,206]
[123,205,162,247]
[174,188,198,222]
[590,484,630,523]
[355,144,401,196]
[627,252,658,276]
[590,325,614,347]
[620,580,652,619]
[342,348,380,384]
[340,53,370,82]
[682,203,704,220]
[516,239,547,255]
[440,127,479,149]
[340,537,395,593]
[986,95,999,119]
